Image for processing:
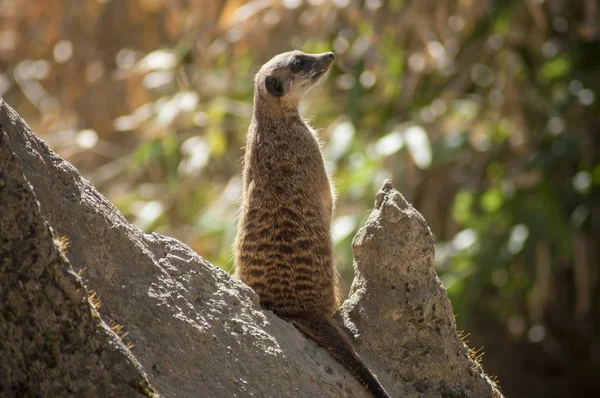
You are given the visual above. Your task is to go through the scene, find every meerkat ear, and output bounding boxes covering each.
[265,75,284,97]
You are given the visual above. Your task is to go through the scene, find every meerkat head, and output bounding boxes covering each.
[254,51,335,110]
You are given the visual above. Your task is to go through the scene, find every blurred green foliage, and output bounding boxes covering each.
[2,0,599,395]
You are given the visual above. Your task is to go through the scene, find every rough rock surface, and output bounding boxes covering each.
[0,97,502,397]
[341,183,502,397]
[0,115,155,397]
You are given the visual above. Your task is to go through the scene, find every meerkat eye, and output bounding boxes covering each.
[290,58,305,73]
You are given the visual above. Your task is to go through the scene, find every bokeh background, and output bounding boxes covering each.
[1,0,598,396]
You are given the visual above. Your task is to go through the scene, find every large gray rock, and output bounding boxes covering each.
[341,182,502,397]
[0,110,155,397]
[0,97,501,397]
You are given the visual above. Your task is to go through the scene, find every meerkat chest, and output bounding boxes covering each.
[254,126,325,171]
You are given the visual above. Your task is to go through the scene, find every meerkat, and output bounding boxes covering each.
[234,50,390,398]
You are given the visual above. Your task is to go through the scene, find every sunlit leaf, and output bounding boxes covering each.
[332,215,357,244]
[139,50,178,71]
[453,191,474,224]
[207,126,227,157]
[132,140,162,167]
[453,228,478,251]
[327,121,355,161]
[375,130,404,157]
[507,224,529,254]
[404,125,432,169]
[481,188,504,212]
[133,200,164,231]
[540,56,571,80]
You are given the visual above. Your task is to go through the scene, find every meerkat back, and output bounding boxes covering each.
[234,51,390,398]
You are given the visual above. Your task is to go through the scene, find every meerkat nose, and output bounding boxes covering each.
[326,52,335,60]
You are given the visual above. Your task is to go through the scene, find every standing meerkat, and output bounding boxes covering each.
[234,50,390,398]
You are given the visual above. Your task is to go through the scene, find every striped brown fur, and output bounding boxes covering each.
[234,51,390,398]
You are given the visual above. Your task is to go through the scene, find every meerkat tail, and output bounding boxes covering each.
[288,316,391,398]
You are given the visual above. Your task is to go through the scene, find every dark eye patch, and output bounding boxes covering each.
[290,57,306,73]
